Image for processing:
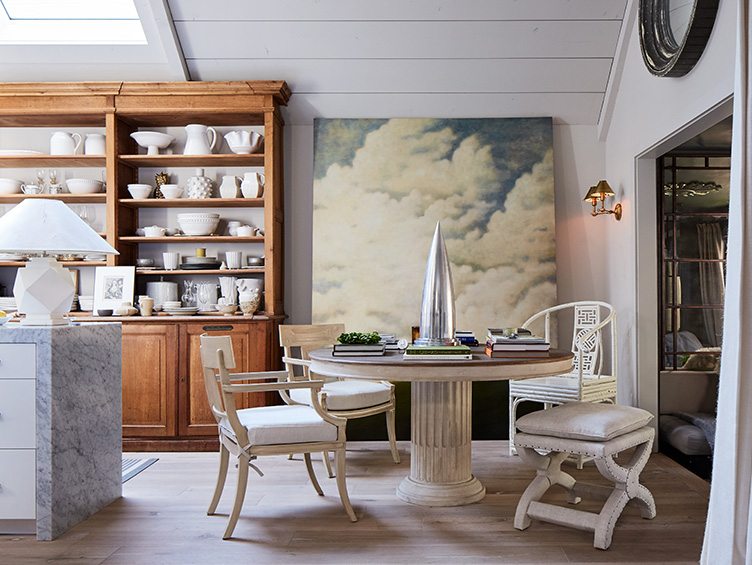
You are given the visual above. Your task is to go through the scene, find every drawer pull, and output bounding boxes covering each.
[203,325,234,332]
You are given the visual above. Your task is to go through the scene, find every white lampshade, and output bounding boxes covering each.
[0,199,117,255]
[0,199,118,326]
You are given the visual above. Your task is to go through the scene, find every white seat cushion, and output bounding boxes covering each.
[516,401,654,441]
[289,379,391,411]
[219,405,337,446]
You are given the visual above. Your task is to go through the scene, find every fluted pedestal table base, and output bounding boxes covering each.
[397,380,486,506]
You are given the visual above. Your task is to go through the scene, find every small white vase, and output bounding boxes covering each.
[186,168,214,199]
[241,172,265,198]
[219,175,240,199]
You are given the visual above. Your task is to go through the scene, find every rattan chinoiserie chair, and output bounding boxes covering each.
[509,301,618,463]
[279,324,400,477]
[200,334,357,539]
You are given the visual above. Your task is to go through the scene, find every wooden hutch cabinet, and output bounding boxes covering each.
[0,81,289,450]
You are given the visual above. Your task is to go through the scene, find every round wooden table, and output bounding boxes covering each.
[308,348,574,507]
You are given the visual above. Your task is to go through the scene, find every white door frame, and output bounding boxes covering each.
[633,96,733,435]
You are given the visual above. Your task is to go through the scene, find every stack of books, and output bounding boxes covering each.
[403,344,473,360]
[332,343,386,357]
[455,330,479,347]
[378,333,403,351]
[485,328,550,358]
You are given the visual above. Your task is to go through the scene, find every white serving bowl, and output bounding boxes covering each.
[0,178,23,194]
[130,131,175,155]
[66,178,104,194]
[228,144,252,155]
[160,184,183,199]
[128,184,153,199]
[177,212,220,236]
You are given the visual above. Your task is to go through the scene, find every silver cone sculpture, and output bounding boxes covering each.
[414,222,457,346]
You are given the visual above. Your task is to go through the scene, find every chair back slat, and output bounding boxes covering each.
[570,304,603,379]
[279,323,345,380]
[199,334,236,425]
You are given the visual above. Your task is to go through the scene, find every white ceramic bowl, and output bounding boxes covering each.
[128,184,153,199]
[228,144,252,155]
[66,178,104,194]
[160,184,183,199]
[0,178,23,194]
[130,131,175,155]
[177,213,220,236]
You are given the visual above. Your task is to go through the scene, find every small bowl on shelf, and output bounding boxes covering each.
[97,309,113,317]
[136,258,155,267]
[216,304,238,316]
[0,178,23,194]
[128,184,153,199]
[66,178,104,194]
[130,131,175,156]
[177,213,220,236]
[246,256,264,267]
[160,184,183,199]
[143,225,167,238]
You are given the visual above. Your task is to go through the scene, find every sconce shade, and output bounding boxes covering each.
[0,199,117,255]
[583,180,615,201]
[583,185,600,202]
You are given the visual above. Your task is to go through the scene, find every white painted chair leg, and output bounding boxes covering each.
[223,454,250,540]
[386,408,401,464]
[304,452,324,496]
[334,447,357,522]
[509,397,524,456]
[207,444,229,515]
[322,450,335,478]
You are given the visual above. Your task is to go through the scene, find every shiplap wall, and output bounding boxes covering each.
[166,0,624,323]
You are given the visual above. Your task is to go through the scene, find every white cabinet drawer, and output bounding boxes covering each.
[0,380,35,448]
[0,450,35,519]
[0,344,36,380]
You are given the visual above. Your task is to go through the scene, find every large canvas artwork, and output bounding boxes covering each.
[312,118,556,339]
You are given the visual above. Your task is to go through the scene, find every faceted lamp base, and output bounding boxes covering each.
[13,257,74,326]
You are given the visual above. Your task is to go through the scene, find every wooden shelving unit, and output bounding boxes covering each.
[0,81,290,451]
[119,197,264,208]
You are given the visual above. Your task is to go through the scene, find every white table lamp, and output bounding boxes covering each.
[0,199,118,326]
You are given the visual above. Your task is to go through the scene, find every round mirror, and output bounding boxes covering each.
[639,0,719,77]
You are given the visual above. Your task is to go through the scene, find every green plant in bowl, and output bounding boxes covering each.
[337,331,381,345]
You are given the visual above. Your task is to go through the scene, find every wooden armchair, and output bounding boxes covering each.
[279,324,400,477]
[200,334,357,540]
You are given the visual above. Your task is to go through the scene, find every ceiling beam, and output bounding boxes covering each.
[136,0,190,81]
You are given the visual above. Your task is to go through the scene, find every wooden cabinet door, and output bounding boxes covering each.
[179,321,271,436]
[122,324,178,437]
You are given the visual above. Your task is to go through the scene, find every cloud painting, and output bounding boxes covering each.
[312,118,556,339]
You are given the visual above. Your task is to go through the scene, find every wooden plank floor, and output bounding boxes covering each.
[0,442,709,564]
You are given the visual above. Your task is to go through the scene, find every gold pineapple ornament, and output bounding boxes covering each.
[154,171,169,199]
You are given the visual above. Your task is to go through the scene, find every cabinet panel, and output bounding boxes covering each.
[0,450,36,519]
[179,322,270,436]
[0,344,35,380]
[0,380,36,449]
[122,324,177,437]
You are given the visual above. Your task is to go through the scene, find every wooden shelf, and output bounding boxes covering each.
[0,261,106,267]
[0,193,106,204]
[118,154,264,168]
[119,236,263,244]
[0,155,105,168]
[136,268,264,276]
[119,197,263,208]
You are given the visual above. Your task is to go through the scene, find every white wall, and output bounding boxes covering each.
[284,124,606,331]
[599,0,736,409]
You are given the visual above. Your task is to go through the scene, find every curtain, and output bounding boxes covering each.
[701,0,752,562]
[696,223,725,346]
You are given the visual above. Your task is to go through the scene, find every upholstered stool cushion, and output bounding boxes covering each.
[289,379,392,411]
[219,405,337,445]
[516,401,654,441]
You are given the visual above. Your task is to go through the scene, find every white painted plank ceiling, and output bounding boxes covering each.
[170,0,628,125]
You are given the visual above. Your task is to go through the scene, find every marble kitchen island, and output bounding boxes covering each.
[0,322,122,540]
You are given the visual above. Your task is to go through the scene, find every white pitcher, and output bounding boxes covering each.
[241,172,265,198]
[219,175,240,199]
[84,133,106,155]
[183,124,217,155]
[50,132,82,155]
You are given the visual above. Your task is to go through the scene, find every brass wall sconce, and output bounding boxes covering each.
[584,180,622,221]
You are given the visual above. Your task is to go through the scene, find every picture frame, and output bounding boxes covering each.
[93,266,135,315]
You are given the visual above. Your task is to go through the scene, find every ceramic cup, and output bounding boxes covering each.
[139,296,154,317]
[163,252,180,270]
[225,251,242,269]
[227,220,241,236]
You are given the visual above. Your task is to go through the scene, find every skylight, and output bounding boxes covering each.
[0,0,146,44]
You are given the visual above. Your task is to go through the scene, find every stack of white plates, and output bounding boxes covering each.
[163,306,198,316]
[0,296,17,311]
[79,295,94,311]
